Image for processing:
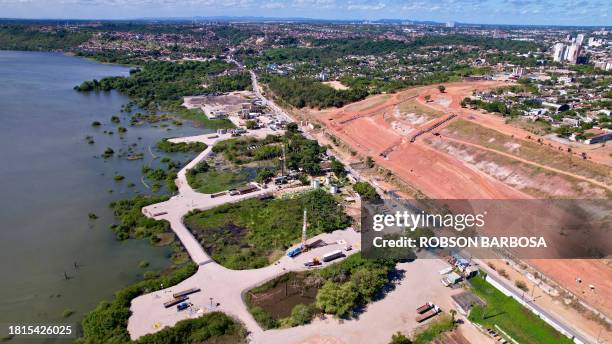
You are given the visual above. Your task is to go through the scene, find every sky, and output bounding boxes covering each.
[0,0,610,26]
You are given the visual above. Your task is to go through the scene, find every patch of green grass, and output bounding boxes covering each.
[174,108,235,129]
[189,169,253,194]
[468,276,573,344]
[184,189,351,270]
[412,315,456,344]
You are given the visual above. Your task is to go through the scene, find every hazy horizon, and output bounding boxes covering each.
[1,0,610,26]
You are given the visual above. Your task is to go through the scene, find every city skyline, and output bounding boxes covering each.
[1,0,610,26]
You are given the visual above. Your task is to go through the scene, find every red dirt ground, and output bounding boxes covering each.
[305,81,612,317]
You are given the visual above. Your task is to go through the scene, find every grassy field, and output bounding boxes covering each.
[189,168,253,194]
[445,119,610,184]
[468,276,573,344]
[184,189,351,269]
[173,108,236,129]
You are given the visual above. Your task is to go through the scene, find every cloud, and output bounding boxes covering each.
[347,1,386,10]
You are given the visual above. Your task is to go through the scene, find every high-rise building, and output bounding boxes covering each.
[446,21,455,28]
[567,43,581,64]
[553,43,566,62]
[576,34,586,46]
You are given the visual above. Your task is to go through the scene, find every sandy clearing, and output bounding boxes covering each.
[322,81,349,90]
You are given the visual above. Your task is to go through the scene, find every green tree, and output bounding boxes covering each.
[353,181,379,202]
[315,281,358,317]
[390,332,412,344]
[255,168,275,183]
[351,268,388,301]
[365,156,375,168]
[289,304,315,326]
[438,85,446,93]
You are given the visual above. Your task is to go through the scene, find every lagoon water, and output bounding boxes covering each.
[0,51,208,339]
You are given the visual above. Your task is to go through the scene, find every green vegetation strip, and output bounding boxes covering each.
[468,275,573,344]
[184,189,351,270]
[134,312,246,344]
[156,138,207,153]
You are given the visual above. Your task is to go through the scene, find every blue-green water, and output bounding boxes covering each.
[0,51,210,339]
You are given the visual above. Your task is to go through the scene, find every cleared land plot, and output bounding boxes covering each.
[183,189,350,270]
[427,137,610,198]
[442,119,611,186]
[398,99,444,122]
[344,94,391,113]
[528,259,612,316]
[468,276,573,344]
[322,81,349,90]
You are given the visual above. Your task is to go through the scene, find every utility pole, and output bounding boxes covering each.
[281,144,287,176]
[301,209,307,248]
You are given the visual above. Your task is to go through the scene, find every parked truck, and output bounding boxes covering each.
[416,302,434,314]
[322,250,344,263]
[416,305,440,322]
[287,246,303,258]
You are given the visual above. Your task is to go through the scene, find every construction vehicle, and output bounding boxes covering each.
[304,257,321,267]
[416,305,440,322]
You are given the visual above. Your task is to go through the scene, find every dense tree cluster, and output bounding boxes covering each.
[74,60,251,109]
[0,25,90,51]
[265,75,368,108]
[156,138,207,153]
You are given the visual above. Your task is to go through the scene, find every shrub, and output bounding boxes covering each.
[515,280,529,292]
[288,304,316,326]
[390,332,412,344]
[353,181,379,202]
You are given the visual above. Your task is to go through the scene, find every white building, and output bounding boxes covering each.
[553,43,566,62]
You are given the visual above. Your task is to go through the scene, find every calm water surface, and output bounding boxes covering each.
[0,51,209,339]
